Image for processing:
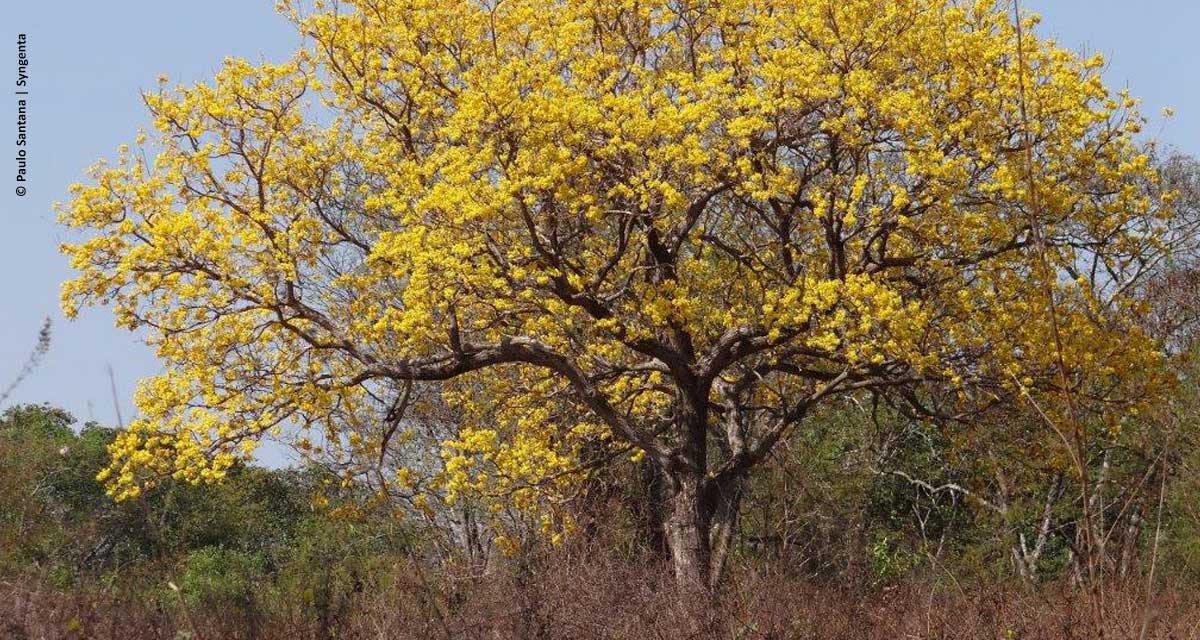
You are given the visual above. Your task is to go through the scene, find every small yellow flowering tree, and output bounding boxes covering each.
[62,0,1169,588]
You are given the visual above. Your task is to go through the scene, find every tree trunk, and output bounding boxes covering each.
[665,476,712,589]
[634,457,669,557]
[708,476,743,589]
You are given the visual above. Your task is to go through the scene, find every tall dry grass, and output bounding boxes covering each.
[4,551,1200,640]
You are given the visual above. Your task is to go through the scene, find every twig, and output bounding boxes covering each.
[0,318,51,406]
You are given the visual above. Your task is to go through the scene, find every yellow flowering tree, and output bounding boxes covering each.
[62,0,1169,588]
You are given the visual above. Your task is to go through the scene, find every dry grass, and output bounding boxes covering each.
[6,549,1200,640]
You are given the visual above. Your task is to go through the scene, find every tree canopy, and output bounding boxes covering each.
[61,0,1170,586]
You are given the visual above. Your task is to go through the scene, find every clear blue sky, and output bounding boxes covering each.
[2,2,1197,467]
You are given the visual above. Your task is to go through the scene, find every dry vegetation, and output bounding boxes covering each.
[7,554,1200,640]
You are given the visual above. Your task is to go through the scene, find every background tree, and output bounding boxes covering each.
[61,0,1169,589]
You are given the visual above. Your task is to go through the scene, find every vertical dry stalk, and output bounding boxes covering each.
[1010,0,1106,633]
[1138,469,1168,640]
[0,318,51,407]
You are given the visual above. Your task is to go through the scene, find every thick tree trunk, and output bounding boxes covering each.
[708,476,743,588]
[634,457,669,557]
[665,476,713,589]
